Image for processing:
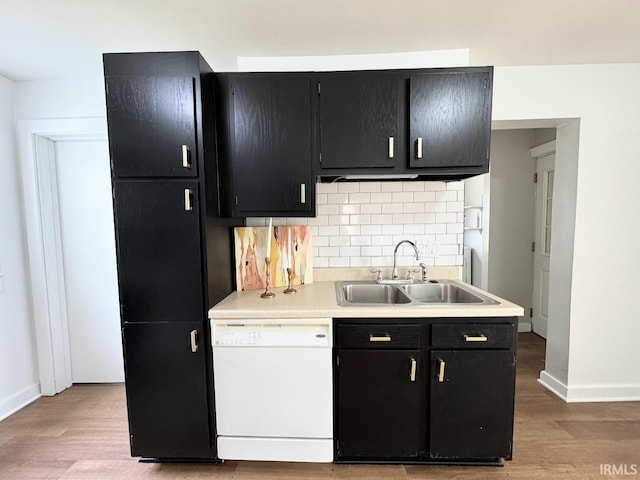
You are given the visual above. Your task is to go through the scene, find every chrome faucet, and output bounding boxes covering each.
[392,240,420,280]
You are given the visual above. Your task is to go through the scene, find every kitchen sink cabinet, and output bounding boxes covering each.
[104,51,237,461]
[317,67,492,179]
[215,73,316,217]
[429,349,515,460]
[334,318,517,464]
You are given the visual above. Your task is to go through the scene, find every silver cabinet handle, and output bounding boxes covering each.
[388,137,394,158]
[182,145,190,168]
[464,334,488,342]
[369,335,391,342]
[416,137,423,159]
[190,329,198,353]
[410,358,417,382]
[301,183,306,204]
[184,189,193,211]
[438,359,446,382]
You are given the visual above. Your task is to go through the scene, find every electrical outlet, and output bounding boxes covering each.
[418,241,439,258]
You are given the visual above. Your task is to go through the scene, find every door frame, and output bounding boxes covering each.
[18,117,108,395]
[530,140,556,337]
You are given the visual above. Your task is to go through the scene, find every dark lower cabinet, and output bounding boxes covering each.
[334,318,517,464]
[123,322,213,459]
[336,350,424,458]
[429,350,515,460]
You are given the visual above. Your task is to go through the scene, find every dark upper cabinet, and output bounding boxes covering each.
[318,73,402,169]
[105,75,198,178]
[409,70,492,169]
[316,67,492,180]
[336,349,425,459]
[113,180,204,323]
[429,349,515,459]
[123,322,213,458]
[216,74,315,217]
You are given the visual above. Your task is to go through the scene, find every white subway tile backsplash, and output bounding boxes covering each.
[381,182,403,192]
[350,257,372,267]
[309,180,463,270]
[403,202,425,214]
[338,202,364,215]
[381,203,403,214]
[361,224,382,235]
[402,182,425,192]
[317,183,338,194]
[359,182,382,193]
[315,257,329,268]
[328,214,350,225]
[330,257,350,267]
[436,212,457,224]
[435,191,458,202]
[371,192,392,203]
[361,203,382,214]
[338,183,360,193]
[349,214,371,225]
[317,204,339,215]
[392,192,413,203]
[349,193,371,204]
[330,236,350,247]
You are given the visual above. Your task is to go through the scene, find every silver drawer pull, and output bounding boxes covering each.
[464,334,488,342]
[369,335,391,342]
[409,358,417,382]
[190,329,198,353]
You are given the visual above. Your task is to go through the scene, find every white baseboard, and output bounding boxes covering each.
[538,370,568,401]
[518,320,532,333]
[0,383,41,421]
[538,371,640,403]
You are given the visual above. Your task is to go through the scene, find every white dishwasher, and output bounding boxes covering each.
[211,319,333,462]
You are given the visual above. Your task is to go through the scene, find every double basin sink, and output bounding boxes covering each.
[336,280,499,307]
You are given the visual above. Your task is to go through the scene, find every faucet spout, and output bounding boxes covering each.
[392,240,420,280]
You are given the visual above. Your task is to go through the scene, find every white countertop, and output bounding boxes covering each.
[209,280,524,320]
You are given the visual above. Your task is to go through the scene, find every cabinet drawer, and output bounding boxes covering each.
[431,324,514,349]
[338,324,420,349]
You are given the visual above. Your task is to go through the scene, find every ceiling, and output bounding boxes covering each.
[2,0,640,81]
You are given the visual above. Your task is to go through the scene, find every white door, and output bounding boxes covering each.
[532,153,555,338]
[55,140,124,383]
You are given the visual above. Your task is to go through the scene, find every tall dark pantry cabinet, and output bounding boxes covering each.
[103,51,235,460]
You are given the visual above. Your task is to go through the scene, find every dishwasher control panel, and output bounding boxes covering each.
[212,322,332,347]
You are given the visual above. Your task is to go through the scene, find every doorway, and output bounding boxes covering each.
[531,144,556,338]
[55,140,123,382]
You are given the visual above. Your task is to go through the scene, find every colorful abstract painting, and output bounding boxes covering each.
[234,226,313,291]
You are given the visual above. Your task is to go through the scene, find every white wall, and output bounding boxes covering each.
[494,64,640,401]
[0,75,40,419]
[487,130,536,331]
[462,174,488,288]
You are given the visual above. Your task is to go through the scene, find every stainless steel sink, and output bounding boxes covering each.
[335,280,499,306]
[401,283,497,304]
[340,283,412,305]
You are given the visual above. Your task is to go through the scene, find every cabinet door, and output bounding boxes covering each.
[409,71,491,169]
[113,180,204,323]
[337,350,424,458]
[319,74,401,169]
[232,75,314,216]
[430,350,515,459]
[123,322,213,458]
[106,75,197,178]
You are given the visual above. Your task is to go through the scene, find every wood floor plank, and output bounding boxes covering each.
[1,332,639,479]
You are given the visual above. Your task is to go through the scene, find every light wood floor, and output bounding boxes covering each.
[1,333,639,479]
